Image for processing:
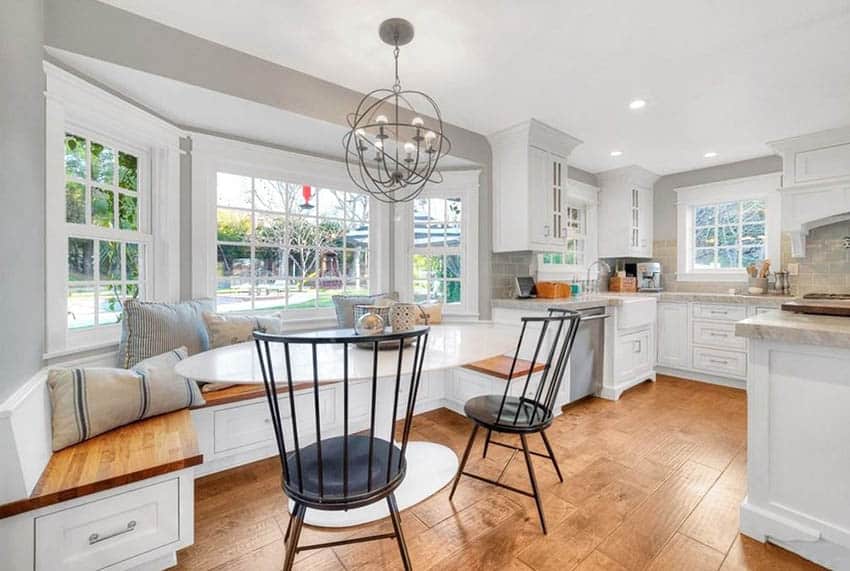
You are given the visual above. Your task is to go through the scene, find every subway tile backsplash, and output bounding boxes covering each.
[781,221,850,296]
[490,251,535,299]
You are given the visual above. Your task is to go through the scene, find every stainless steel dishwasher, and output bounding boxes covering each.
[569,306,609,402]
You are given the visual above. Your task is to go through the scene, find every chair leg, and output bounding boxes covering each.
[283,502,306,571]
[540,430,564,483]
[520,434,547,534]
[482,429,492,458]
[449,424,479,500]
[387,493,412,571]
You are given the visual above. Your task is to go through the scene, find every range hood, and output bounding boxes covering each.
[769,126,850,257]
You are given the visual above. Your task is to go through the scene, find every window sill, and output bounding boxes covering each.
[676,272,748,283]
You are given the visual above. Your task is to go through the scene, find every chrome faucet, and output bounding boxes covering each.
[586,259,612,294]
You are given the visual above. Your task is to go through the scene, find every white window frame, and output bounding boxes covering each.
[675,173,781,282]
[44,63,182,357]
[190,132,390,323]
[393,170,480,318]
[536,180,600,280]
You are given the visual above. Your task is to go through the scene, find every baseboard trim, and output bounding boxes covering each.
[741,499,848,570]
[656,366,746,390]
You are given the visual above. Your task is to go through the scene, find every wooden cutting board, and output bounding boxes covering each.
[781,300,850,316]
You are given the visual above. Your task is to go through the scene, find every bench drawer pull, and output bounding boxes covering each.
[89,520,136,545]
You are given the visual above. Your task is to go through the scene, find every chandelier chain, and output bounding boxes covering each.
[392,45,401,93]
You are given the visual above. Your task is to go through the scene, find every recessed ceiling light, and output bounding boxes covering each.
[610,150,623,157]
[628,99,646,110]
[704,151,718,158]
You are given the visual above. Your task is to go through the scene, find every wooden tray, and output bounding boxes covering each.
[781,300,850,317]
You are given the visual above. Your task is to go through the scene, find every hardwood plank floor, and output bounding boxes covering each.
[175,375,824,570]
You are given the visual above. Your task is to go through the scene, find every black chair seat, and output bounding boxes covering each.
[464,395,553,433]
[284,435,405,507]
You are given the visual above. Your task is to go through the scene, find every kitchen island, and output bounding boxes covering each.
[735,310,850,570]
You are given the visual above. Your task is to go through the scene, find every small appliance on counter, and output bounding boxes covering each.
[515,276,536,298]
[623,262,663,291]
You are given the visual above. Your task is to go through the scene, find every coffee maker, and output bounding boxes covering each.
[636,262,662,291]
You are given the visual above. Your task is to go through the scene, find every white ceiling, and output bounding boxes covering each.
[99,0,850,175]
[47,48,477,169]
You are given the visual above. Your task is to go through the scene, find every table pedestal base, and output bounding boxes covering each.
[289,442,458,528]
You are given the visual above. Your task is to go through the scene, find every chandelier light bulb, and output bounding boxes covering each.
[411,117,424,127]
[404,142,416,154]
[424,130,436,141]
[374,140,383,149]
[355,128,367,138]
[375,114,389,124]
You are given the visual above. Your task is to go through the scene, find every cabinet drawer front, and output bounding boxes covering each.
[35,479,179,571]
[692,320,746,350]
[213,388,336,453]
[692,303,747,322]
[692,347,747,379]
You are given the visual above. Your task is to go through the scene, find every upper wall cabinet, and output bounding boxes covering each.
[490,119,582,252]
[597,166,659,258]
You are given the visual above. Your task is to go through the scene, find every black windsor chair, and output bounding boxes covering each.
[448,308,581,533]
[254,325,430,570]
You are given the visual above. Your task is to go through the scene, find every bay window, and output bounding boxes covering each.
[395,170,480,317]
[45,62,181,355]
[214,173,370,312]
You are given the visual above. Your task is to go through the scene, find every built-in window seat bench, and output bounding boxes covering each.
[0,382,299,571]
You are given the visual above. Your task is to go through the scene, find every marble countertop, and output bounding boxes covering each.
[735,310,850,349]
[492,291,789,309]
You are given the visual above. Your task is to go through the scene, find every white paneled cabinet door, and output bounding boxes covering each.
[529,147,566,250]
[657,302,689,369]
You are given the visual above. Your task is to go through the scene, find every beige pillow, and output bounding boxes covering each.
[201,313,282,392]
[48,347,204,451]
[203,312,283,349]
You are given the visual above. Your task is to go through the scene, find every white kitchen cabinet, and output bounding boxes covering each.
[614,327,653,383]
[597,166,659,258]
[490,119,582,252]
[656,302,690,369]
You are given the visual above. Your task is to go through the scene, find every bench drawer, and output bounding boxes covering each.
[692,346,747,379]
[213,388,336,453]
[692,320,747,350]
[692,303,747,322]
[35,479,180,571]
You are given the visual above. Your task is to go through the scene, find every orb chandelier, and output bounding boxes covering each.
[343,18,451,204]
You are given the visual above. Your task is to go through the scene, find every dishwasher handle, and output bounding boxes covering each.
[579,314,609,322]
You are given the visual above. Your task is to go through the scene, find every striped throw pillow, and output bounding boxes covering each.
[48,348,204,451]
[119,299,213,368]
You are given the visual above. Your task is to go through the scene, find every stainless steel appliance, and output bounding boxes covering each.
[636,262,662,291]
[515,276,536,298]
[569,307,609,402]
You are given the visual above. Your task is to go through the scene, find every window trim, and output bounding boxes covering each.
[675,173,782,282]
[536,179,600,279]
[44,62,182,357]
[190,132,391,320]
[393,170,480,318]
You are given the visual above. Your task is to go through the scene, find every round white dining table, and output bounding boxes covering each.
[175,322,520,528]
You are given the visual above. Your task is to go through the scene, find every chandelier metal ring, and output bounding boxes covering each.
[343,18,452,204]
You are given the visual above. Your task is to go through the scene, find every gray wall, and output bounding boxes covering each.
[654,155,782,242]
[569,166,599,188]
[44,0,495,319]
[0,1,45,401]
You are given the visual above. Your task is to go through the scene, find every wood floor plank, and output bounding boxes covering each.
[647,533,725,571]
[596,460,721,570]
[174,379,826,571]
